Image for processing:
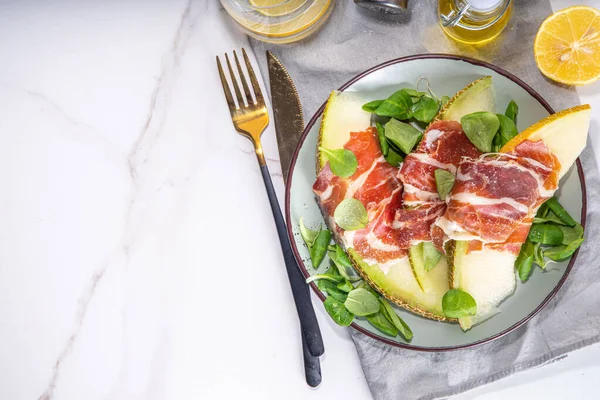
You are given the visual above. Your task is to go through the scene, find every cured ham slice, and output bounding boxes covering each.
[436,139,561,248]
[313,128,444,265]
[399,121,481,206]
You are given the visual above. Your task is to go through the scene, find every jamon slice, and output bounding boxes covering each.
[399,121,480,206]
[313,128,400,245]
[437,140,560,243]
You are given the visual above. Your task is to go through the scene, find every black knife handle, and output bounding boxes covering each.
[259,164,325,357]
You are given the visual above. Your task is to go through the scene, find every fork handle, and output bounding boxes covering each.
[302,321,322,387]
[259,164,325,357]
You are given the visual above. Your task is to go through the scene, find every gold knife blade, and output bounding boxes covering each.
[267,50,304,184]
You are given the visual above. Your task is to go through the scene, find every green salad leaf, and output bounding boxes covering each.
[533,215,569,225]
[505,100,519,123]
[316,264,340,291]
[537,202,551,218]
[402,88,426,98]
[306,274,345,285]
[325,287,348,302]
[560,223,584,245]
[442,289,477,318]
[329,244,361,282]
[544,238,585,261]
[375,122,389,157]
[384,119,423,154]
[299,217,320,247]
[532,242,548,269]
[344,288,380,316]
[379,298,413,340]
[324,297,354,326]
[434,169,455,201]
[334,198,369,231]
[357,281,379,297]
[372,89,413,120]
[362,100,384,113]
[299,218,331,268]
[366,309,398,337]
[411,95,439,123]
[422,241,442,271]
[528,224,564,246]
[461,112,500,153]
[516,241,535,282]
[385,147,404,167]
[319,147,358,178]
[337,280,354,293]
[494,114,518,150]
[309,229,332,268]
[545,197,577,227]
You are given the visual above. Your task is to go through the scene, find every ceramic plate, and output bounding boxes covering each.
[285,55,587,351]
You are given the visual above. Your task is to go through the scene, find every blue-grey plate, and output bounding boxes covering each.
[285,55,586,351]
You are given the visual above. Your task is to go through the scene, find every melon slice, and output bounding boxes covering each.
[317,90,371,169]
[501,105,591,179]
[446,241,517,330]
[446,105,591,330]
[433,76,495,123]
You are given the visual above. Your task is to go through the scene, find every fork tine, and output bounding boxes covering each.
[225,53,246,108]
[242,48,265,106]
[234,50,254,106]
[216,56,236,113]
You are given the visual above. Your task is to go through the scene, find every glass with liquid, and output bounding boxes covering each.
[220,0,335,44]
[438,0,513,44]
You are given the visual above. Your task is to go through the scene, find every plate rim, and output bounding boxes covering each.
[284,53,588,351]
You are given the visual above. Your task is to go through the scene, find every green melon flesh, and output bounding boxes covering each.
[317,90,371,169]
[446,241,517,330]
[434,76,495,123]
[408,243,445,293]
[349,249,449,320]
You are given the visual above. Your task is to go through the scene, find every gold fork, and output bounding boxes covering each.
[216,49,324,359]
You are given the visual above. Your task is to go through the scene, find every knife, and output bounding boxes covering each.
[267,51,305,182]
[267,50,322,388]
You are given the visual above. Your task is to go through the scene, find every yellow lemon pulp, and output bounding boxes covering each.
[534,6,600,85]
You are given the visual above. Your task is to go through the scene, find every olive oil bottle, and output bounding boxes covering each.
[438,0,513,44]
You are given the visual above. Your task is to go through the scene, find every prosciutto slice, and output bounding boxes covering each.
[436,139,561,253]
[314,128,445,264]
[399,121,481,207]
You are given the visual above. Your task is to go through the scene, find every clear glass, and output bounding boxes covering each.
[438,0,513,45]
[220,0,335,44]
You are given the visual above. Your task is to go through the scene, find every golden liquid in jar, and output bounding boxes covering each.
[222,0,333,44]
[438,0,513,45]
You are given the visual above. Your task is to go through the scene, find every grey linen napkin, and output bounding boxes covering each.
[247,1,600,398]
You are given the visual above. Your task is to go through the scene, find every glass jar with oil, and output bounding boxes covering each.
[438,0,513,44]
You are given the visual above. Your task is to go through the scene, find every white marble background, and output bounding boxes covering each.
[0,0,599,399]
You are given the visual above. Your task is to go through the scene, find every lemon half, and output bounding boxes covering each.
[534,6,600,86]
